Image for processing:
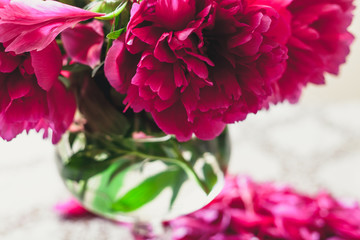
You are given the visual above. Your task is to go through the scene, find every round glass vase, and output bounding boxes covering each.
[55,129,230,236]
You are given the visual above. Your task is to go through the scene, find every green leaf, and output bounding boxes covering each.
[116,137,137,151]
[202,163,218,192]
[106,28,125,40]
[179,139,204,165]
[61,151,112,182]
[92,160,132,213]
[95,1,128,20]
[111,169,177,212]
[108,158,133,184]
[217,127,231,171]
[169,169,187,210]
[68,132,78,149]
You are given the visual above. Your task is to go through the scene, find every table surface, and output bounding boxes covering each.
[0,100,359,240]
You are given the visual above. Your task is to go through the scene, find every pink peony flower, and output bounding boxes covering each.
[105,0,290,141]
[270,0,355,103]
[0,0,103,54]
[61,20,104,69]
[0,42,76,143]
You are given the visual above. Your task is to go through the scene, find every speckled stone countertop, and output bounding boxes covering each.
[0,100,359,240]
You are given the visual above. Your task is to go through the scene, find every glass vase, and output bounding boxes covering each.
[55,128,230,238]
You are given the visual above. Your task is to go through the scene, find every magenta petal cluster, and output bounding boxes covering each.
[105,0,291,141]
[169,176,360,240]
[270,0,355,103]
[0,42,76,143]
[0,0,103,54]
[61,20,104,69]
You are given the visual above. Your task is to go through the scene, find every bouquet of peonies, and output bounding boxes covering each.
[0,0,355,143]
[0,0,356,234]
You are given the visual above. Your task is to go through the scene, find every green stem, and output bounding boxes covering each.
[79,180,88,200]
[170,141,210,193]
[96,136,210,195]
[133,151,209,194]
[112,149,210,195]
[55,39,63,46]
[105,15,121,54]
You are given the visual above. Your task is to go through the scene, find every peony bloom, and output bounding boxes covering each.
[105,0,291,141]
[61,20,104,69]
[270,0,355,103]
[0,0,103,54]
[0,42,76,143]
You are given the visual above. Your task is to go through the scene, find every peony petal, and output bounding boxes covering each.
[5,85,48,123]
[6,71,32,100]
[132,68,150,86]
[212,58,241,101]
[0,0,103,53]
[137,53,163,70]
[139,86,156,100]
[124,85,152,112]
[0,81,11,113]
[21,57,35,75]
[181,84,199,121]
[1,22,65,54]
[54,198,88,217]
[173,63,187,88]
[154,96,177,112]
[158,72,176,100]
[154,33,177,63]
[136,65,176,101]
[181,55,209,79]
[61,20,104,69]
[31,41,62,91]
[152,103,193,141]
[105,37,140,93]
[105,39,125,92]
[144,70,164,93]
[131,26,164,46]
[0,0,9,7]
[46,81,76,144]
[156,0,196,31]
[198,86,231,112]
[0,47,21,73]
[0,115,24,141]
